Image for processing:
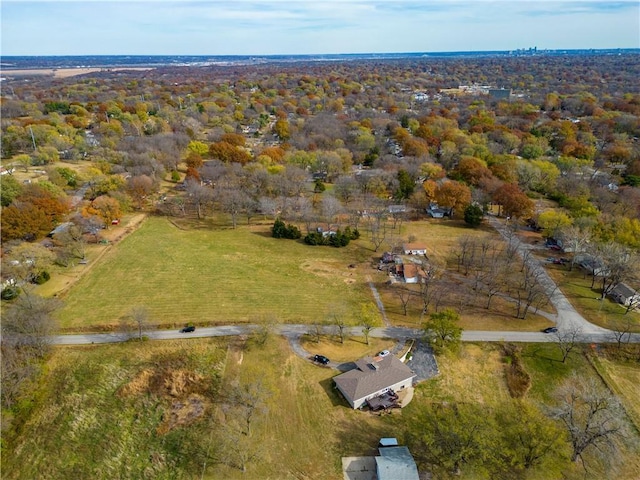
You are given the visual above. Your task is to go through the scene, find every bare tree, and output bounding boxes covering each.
[330,314,348,344]
[320,194,343,232]
[217,426,264,473]
[360,304,378,345]
[215,186,248,229]
[128,305,150,340]
[309,322,325,343]
[416,261,445,318]
[452,235,475,275]
[227,379,270,437]
[392,284,414,316]
[550,374,627,466]
[1,295,61,408]
[608,318,633,349]
[53,223,86,265]
[512,264,550,319]
[597,242,637,300]
[185,178,213,219]
[553,325,583,363]
[559,224,592,271]
[367,210,390,252]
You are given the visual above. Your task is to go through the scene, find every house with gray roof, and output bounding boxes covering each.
[333,356,416,409]
[609,282,640,307]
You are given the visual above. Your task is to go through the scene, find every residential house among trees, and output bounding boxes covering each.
[608,282,640,307]
[333,356,416,409]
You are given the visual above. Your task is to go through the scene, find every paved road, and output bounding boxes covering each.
[51,325,640,346]
[487,216,611,335]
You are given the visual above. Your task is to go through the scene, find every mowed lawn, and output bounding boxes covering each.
[57,217,373,330]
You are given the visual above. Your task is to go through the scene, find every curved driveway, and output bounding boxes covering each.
[487,216,611,335]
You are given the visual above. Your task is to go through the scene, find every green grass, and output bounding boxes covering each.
[56,216,373,331]
[544,263,640,332]
[520,343,594,402]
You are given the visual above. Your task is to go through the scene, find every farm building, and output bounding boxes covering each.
[403,243,427,256]
[608,283,640,307]
[333,356,416,410]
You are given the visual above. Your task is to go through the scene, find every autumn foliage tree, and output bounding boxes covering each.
[433,181,472,218]
[82,195,121,226]
[209,141,252,164]
[1,184,70,241]
[492,183,534,219]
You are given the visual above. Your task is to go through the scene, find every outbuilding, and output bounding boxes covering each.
[403,243,427,256]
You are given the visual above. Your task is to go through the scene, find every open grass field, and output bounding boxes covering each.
[4,337,639,479]
[544,263,640,331]
[52,215,553,333]
[55,216,374,331]
[591,356,640,431]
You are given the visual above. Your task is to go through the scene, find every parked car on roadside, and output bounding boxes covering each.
[313,354,330,365]
[180,325,196,333]
[376,350,390,357]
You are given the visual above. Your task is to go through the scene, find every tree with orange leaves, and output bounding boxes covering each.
[434,181,472,218]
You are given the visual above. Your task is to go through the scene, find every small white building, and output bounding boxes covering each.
[403,243,427,256]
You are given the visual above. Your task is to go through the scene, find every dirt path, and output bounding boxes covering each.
[367,277,390,326]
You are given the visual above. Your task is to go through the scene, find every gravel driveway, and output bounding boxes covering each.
[406,340,439,382]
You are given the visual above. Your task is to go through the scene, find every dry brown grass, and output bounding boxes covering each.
[418,344,511,405]
[502,344,532,399]
[375,273,553,331]
[3,67,154,78]
[593,357,640,431]
[300,335,396,362]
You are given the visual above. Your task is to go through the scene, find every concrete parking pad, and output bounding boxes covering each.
[342,456,377,480]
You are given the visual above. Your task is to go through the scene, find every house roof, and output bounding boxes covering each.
[611,282,638,298]
[403,243,427,251]
[47,222,74,237]
[403,264,418,279]
[376,446,419,480]
[333,356,416,404]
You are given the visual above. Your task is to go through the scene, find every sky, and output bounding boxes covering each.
[1,1,639,56]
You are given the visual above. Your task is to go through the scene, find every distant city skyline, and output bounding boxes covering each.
[2,1,639,57]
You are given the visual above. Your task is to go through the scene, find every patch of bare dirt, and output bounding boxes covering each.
[157,394,207,435]
[119,367,211,433]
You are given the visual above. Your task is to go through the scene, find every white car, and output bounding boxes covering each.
[376,350,390,357]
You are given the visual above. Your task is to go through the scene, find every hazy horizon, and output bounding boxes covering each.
[1,1,638,57]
